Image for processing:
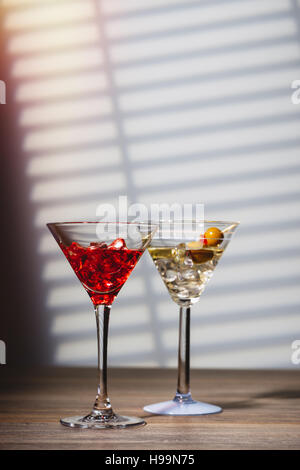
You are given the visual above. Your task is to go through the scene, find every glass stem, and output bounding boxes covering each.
[175,306,191,400]
[92,305,113,417]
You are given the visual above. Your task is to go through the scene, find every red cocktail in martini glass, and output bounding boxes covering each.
[48,221,157,429]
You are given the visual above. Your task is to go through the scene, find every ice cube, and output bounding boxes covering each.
[183,254,193,266]
[172,243,186,263]
[108,238,127,249]
[177,287,189,298]
[164,269,177,282]
[182,269,198,281]
[89,242,107,250]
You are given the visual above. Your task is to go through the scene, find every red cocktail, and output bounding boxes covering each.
[61,238,142,305]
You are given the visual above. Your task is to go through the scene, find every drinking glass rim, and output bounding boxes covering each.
[148,220,239,241]
[46,221,158,229]
[147,219,240,226]
[47,220,239,227]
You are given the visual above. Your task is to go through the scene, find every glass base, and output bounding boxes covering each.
[144,394,222,416]
[60,414,146,429]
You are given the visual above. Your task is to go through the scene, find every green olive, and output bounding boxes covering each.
[189,249,214,264]
[204,227,224,247]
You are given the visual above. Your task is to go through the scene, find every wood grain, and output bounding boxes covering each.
[0,367,300,449]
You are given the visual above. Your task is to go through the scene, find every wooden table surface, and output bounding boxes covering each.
[0,367,300,450]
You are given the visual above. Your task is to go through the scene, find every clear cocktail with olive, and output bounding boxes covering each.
[145,221,239,416]
[148,227,225,307]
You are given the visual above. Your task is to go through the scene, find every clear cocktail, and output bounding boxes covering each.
[145,220,239,416]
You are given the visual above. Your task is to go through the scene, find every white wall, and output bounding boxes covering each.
[4,0,300,368]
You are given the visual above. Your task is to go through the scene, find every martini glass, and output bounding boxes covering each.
[144,220,239,415]
[47,221,157,429]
